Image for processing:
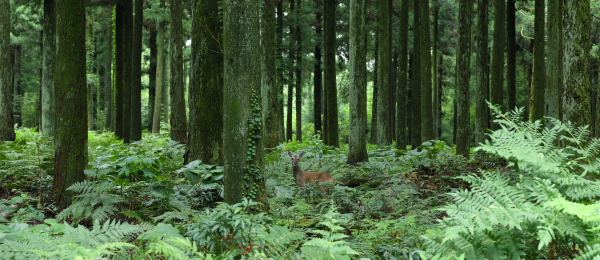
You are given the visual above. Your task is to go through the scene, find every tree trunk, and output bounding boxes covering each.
[14,45,22,127]
[163,41,169,124]
[115,3,124,138]
[370,31,378,144]
[438,54,443,138]
[286,0,295,142]
[411,0,421,148]
[87,22,93,130]
[152,0,165,133]
[475,0,489,144]
[324,0,338,147]
[407,52,412,146]
[456,0,472,157]
[420,0,433,142]
[396,0,408,149]
[432,7,438,140]
[490,0,505,128]
[563,0,591,127]
[277,1,285,142]
[546,0,561,124]
[507,0,516,111]
[0,0,14,141]
[42,0,55,136]
[314,0,322,138]
[186,0,223,166]
[295,0,302,142]
[123,0,133,142]
[130,0,143,141]
[169,0,187,144]
[262,0,278,148]
[223,0,267,210]
[376,0,390,145]
[530,0,545,122]
[390,50,397,141]
[105,27,113,131]
[52,0,87,210]
[148,23,156,132]
[348,0,368,165]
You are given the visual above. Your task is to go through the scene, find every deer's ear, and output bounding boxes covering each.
[299,151,304,158]
[288,151,293,157]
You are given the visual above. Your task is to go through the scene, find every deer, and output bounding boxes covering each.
[288,151,334,192]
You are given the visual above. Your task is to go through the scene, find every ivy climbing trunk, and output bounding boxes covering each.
[475,0,489,144]
[52,0,87,210]
[491,0,505,126]
[295,0,302,143]
[530,0,545,122]
[42,0,55,136]
[324,0,338,147]
[396,0,408,150]
[122,0,133,143]
[262,0,278,148]
[376,0,390,146]
[507,0,516,111]
[314,0,322,138]
[130,0,143,141]
[223,0,267,210]
[347,0,368,165]
[115,3,124,139]
[456,0,472,157]
[170,0,187,144]
[186,0,223,166]
[411,0,421,148]
[0,0,14,141]
[563,0,591,127]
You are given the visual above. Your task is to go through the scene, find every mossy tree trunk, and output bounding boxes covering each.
[262,0,278,148]
[152,1,165,133]
[456,0,472,157]
[396,0,408,150]
[507,0,516,111]
[410,0,421,148]
[148,23,156,132]
[376,0,390,145]
[295,0,302,143]
[52,0,87,210]
[563,0,591,127]
[324,0,338,147]
[122,0,133,143]
[530,0,545,122]
[475,0,489,144]
[420,0,433,142]
[347,0,368,165]
[546,0,562,124]
[170,0,188,144]
[490,0,505,128]
[115,3,124,139]
[276,1,285,142]
[223,0,267,210]
[0,0,14,141]
[130,0,143,141]
[313,0,322,138]
[105,27,113,131]
[186,0,223,166]
[42,0,55,136]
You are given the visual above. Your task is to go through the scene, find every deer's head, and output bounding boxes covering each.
[288,151,304,167]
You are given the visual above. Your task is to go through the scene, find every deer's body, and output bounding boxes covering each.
[288,151,334,191]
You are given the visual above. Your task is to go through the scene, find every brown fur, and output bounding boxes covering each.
[288,151,334,191]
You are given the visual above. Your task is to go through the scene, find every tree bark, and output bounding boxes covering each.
[456,0,472,157]
[42,0,55,136]
[475,0,489,144]
[123,0,133,142]
[432,7,438,139]
[14,45,22,127]
[186,0,223,166]
[313,0,322,138]
[277,1,285,142]
[223,0,268,210]
[376,0,390,145]
[530,0,545,122]
[152,0,165,133]
[105,27,113,130]
[410,0,421,148]
[148,23,156,132]
[563,0,591,127]
[262,0,278,148]
[286,0,295,142]
[0,0,14,141]
[130,0,143,141]
[169,0,187,144]
[490,0,505,127]
[52,0,87,210]
[115,3,124,138]
[348,0,368,165]
[437,54,443,138]
[370,31,378,144]
[396,0,408,149]
[295,0,302,142]
[324,0,338,147]
[420,0,433,142]
[546,0,561,123]
[507,0,516,111]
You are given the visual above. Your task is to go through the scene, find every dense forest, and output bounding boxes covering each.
[2,0,600,259]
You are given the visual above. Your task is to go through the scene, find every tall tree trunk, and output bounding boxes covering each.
[390,50,397,141]
[130,0,143,141]
[52,0,87,210]
[170,0,187,144]
[262,0,278,148]
[163,41,169,124]
[546,0,561,124]
[286,0,295,142]
[410,0,421,148]
[507,0,516,111]
[276,1,285,142]
[87,22,93,130]
[438,54,443,138]
[223,0,267,210]
[475,0,489,144]
[186,0,223,165]
[348,0,368,164]
[38,29,43,130]
[420,0,433,142]
[407,52,412,146]
[370,31,378,144]
[152,0,165,133]
[148,23,156,132]
[530,0,545,122]
[376,0,390,145]
[396,0,408,149]
[314,0,322,138]
[42,0,55,135]
[432,7,438,139]
[0,0,14,141]
[295,0,302,142]
[115,3,124,138]
[490,0,505,127]
[123,0,133,142]
[14,45,22,127]
[563,0,591,127]
[456,0,472,157]
[105,27,113,130]
[324,0,338,147]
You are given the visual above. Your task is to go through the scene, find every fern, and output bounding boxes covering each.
[56,180,125,224]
